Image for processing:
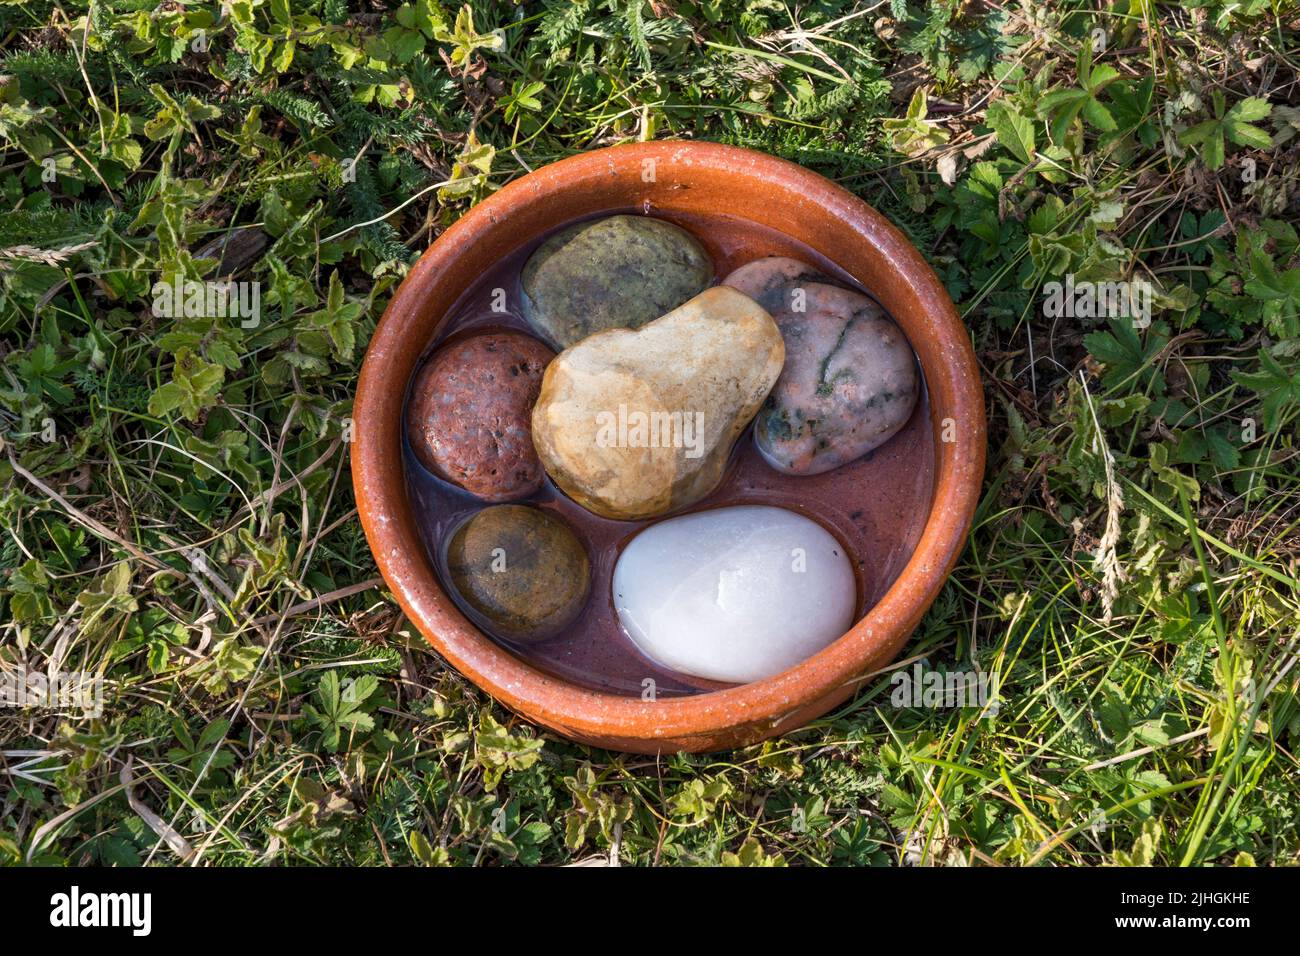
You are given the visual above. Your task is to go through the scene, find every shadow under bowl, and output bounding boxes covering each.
[352,141,986,754]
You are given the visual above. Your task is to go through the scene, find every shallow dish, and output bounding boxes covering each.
[352,141,985,753]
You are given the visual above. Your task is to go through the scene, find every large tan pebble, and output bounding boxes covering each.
[531,286,784,520]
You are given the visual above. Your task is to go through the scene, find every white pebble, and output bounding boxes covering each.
[612,505,857,683]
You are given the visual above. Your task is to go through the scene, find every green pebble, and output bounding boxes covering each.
[521,215,712,348]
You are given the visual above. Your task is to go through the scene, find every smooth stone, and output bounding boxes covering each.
[722,255,828,314]
[445,505,590,642]
[612,505,856,683]
[520,214,712,349]
[406,332,554,502]
[532,286,784,520]
[735,271,919,476]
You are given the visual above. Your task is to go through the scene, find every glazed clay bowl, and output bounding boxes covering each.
[353,141,985,754]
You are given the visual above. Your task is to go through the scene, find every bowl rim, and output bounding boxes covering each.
[352,140,985,748]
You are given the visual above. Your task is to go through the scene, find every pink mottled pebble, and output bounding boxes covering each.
[725,260,919,476]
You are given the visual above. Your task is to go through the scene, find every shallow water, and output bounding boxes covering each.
[403,209,935,697]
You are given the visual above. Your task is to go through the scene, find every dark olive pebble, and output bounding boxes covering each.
[445,505,590,643]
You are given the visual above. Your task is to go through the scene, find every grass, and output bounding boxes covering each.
[1,0,1299,866]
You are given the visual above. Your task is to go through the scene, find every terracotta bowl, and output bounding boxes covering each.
[352,141,985,753]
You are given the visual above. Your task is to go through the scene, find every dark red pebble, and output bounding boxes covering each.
[407,332,555,501]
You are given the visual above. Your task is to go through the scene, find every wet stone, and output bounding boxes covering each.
[722,254,828,314]
[445,504,591,643]
[521,214,713,349]
[531,286,784,520]
[725,261,918,476]
[612,505,857,683]
[406,331,555,502]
